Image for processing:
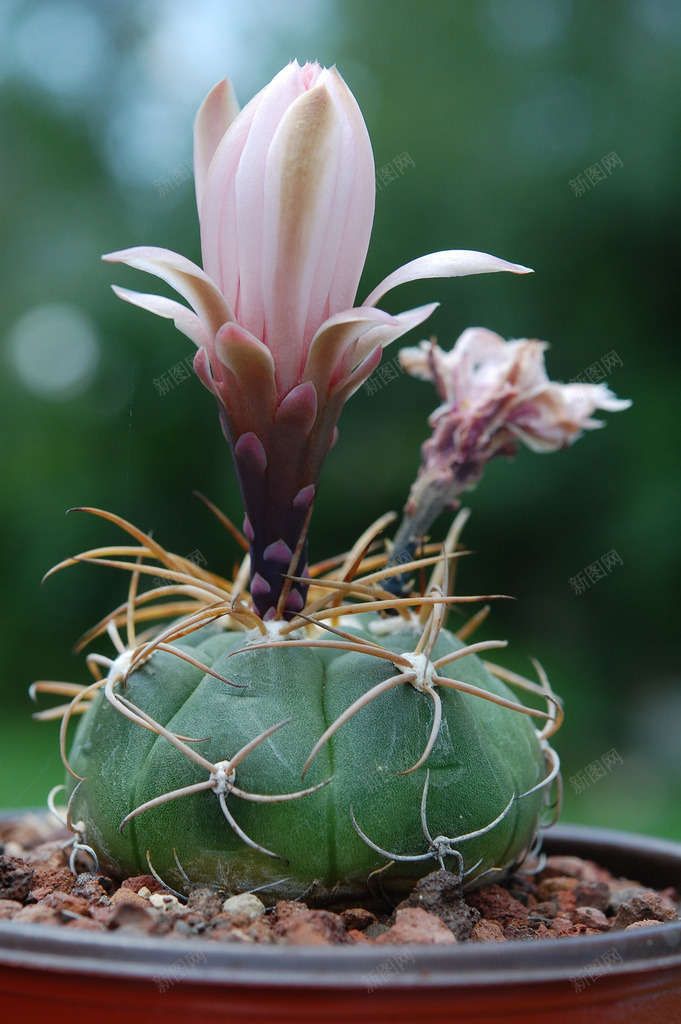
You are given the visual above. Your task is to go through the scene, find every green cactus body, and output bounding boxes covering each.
[68,617,547,902]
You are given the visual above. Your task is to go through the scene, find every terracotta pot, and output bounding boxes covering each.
[1,822,680,1024]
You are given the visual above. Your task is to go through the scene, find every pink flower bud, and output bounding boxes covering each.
[104,64,532,618]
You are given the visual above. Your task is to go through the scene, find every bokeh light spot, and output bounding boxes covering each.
[484,0,572,50]
[8,304,101,401]
[13,1,107,98]
[510,77,593,172]
[637,0,681,40]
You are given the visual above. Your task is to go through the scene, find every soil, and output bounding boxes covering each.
[1,812,679,946]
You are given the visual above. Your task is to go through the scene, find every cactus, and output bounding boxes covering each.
[33,62,629,905]
[39,508,559,901]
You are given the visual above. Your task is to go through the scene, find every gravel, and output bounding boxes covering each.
[1,816,678,946]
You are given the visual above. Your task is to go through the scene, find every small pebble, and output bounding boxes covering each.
[271,900,307,922]
[110,888,151,909]
[340,906,376,931]
[0,856,35,901]
[613,892,679,930]
[121,874,166,895]
[72,873,110,901]
[221,892,266,925]
[573,881,610,912]
[2,842,26,860]
[0,899,23,919]
[548,917,574,936]
[64,916,106,931]
[108,900,163,934]
[186,887,223,919]
[272,909,346,946]
[364,921,390,939]
[467,884,528,927]
[471,919,506,942]
[397,870,480,940]
[572,906,610,931]
[376,907,457,945]
[542,856,607,884]
[607,882,651,914]
[30,866,75,900]
[149,892,182,913]
[14,904,62,925]
[42,891,92,916]
[536,876,579,899]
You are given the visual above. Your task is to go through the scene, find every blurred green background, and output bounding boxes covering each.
[1,0,679,840]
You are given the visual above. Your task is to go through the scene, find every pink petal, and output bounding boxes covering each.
[234,431,267,474]
[199,66,301,297]
[232,62,307,341]
[300,61,324,89]
[303,67,375,330]
[303,306,403,396]
[352,302,439,365]
[198,98,260,298]
[573,385,632,413]
[193,78,240,214]
[333,344,383,405]
[102,246,233,336]
[442,327,520,404]
[362,250,533,309]
[398,342,436,384]
[263,539,293,564]
[260,83,343,394]
[293,484,316,510]
[303,303,438,400]
[111,286,212,350]
[274,381,318,438]
[214,321,275,377]
[506,421,575,453]
[251,573,271,597]
[193,346,219,399]
[212,322,278,438]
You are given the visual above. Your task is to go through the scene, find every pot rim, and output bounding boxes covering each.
[1,821,680,989]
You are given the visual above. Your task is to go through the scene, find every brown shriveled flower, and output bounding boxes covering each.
[386,328,631,580]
